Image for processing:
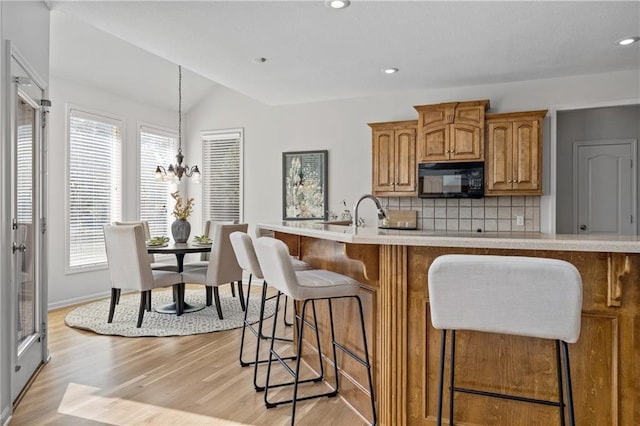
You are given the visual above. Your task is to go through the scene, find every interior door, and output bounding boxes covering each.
[10,54,48,402]
[574,139,637,235]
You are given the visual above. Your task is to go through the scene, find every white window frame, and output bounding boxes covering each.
[137,122,178,238]
[65,105,124,274]
[201,128,244,224]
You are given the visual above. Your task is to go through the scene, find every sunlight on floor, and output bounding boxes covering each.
[58,382,250,425]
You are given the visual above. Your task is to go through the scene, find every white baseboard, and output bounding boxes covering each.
[2,406,12,426]
[47,290,112,311]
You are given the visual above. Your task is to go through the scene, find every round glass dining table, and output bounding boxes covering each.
[147,242,211,314]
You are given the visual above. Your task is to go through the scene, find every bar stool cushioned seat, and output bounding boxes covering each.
[254,237,376,426]
[428,254,582,426]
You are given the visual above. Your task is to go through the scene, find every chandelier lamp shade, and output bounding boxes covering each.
[155,65,201,183]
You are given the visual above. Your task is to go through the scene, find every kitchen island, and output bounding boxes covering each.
[258,222,640,426]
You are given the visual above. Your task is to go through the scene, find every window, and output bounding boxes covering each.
[202,129,243,222]
[139,126,177,237]
[68,108,122,270]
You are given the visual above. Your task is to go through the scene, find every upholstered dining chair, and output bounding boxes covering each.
[183,220,238,297]
[184,219,213,268]
[103,224,183,328]
[113,220,177,271]
[181,222,248,319]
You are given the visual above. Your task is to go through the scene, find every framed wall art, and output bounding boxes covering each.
[282,150,328,221]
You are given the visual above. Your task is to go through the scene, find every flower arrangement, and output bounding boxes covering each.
[171,191,194,220]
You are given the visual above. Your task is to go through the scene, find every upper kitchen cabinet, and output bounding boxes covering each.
[369,120,417,196]
[485,110,547,196]
[414,100,490,162]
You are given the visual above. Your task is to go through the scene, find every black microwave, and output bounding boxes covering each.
[418,161,484,198]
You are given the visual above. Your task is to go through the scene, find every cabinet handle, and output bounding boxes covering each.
[508,179,512,183]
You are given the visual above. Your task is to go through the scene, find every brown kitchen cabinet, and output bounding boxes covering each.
[485,110,547,196]
[369,120,417,196]
[414,100,490,162]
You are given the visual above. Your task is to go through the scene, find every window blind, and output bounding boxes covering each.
[139,127,177,238]
[202,130,242,222]
[68,109,122,269]
[17,99,34,224]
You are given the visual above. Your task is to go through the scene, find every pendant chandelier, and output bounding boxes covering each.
[155,65,201,183]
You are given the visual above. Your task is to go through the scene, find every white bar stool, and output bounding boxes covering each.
[254,237,377,426]
[428,254,583,426]
[230,231,312,391]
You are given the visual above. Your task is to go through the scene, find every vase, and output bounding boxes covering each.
[171,219,191,243]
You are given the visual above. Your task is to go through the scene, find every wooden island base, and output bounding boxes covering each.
[274,232,639,426]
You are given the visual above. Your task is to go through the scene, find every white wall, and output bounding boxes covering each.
[0,1,50,422]
[185,70,640,233]
[47,76,177,308]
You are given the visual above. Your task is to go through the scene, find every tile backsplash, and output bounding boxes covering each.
[380,196,540,232]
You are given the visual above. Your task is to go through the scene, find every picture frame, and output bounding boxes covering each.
[282,150,328,221]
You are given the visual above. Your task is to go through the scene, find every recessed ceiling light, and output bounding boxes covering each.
[326,0,350,9]
[382,68,399,74]
[617,37,640,46]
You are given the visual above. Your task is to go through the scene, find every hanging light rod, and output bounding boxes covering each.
[155,65,201,183]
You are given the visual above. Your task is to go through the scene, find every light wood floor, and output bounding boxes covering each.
[10,288,367,425]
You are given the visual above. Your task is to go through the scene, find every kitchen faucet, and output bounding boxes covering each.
[353,194,387,229]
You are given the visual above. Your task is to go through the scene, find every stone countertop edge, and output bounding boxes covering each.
[257,222,640,254]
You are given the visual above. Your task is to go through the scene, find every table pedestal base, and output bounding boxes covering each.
[155,302,205,314]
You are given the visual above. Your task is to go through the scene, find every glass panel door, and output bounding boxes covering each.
[10,52,46,402]
[16,96,36,353]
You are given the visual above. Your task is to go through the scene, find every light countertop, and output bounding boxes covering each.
[258,221,640,253]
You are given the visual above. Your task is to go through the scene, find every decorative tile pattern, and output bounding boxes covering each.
[380,196,541,232]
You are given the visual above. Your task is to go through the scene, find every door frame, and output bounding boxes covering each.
[572,138,637,235]
[3,40,49,406]
[546,98,640,233]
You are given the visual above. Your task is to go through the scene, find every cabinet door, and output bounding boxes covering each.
[512,120,540,191]
[394,128,417,193]
[486,121,513,192]
[419,124,449,162]
[450,103,485,160]
[372,130,395,193]
[450,123,482,160]
[417,105,453,162]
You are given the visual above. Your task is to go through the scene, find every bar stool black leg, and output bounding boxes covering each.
[555,340,566,426]
[264,292,282,407]
[290,299,310,426]
[354,295,377,426]
[327,299,340,392]
[309,300,327,381]
[437,329,446,426]
[449,330,456,425]
[239,274,254,366]
[562,342,576,426]
[283,296,293,327]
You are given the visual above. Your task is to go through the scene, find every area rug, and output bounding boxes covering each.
[64,288,276,337]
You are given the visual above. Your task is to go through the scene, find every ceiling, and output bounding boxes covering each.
[47,1,640,109]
